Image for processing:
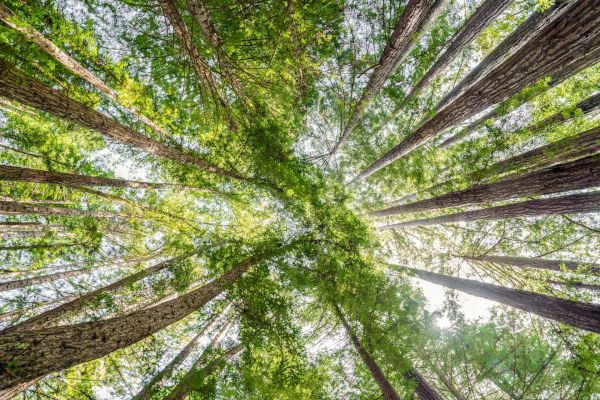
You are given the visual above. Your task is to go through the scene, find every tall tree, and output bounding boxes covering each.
[380,191,600,229]
[0,200,118,218]
[358,0,600,179]
[459,254,600,275]
[329,0,448,155]
[393,265,600,333]
[370,154,600,217]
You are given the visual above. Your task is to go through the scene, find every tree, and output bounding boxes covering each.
[459,254,600,275]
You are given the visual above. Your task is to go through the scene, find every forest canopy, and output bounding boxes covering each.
[0,0,599,399]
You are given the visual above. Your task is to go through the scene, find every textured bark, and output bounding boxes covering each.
[0,4,168,138]
[185,0,246,104]
[380,191,600,229]
[406,369,447,400]
[0,60,245,180]
[0,164,191,190]
[358,0,600,179]
[333,304,402,400]
[461,255,600,275]
[397,266,600,333]
[0,242,296,388]
[158,0,237,131]
[0,379,38,400]
[3,254,190,333]
[371,154,600,217]
[330,0,448,155]
[0,200,118,218]
[489,125,600,175]
[131,308,226,400]
[408,0,512,98]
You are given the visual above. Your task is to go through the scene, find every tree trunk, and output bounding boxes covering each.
[358,0,600,179]
[0,222,41,227]
[0,60,245,181]
[0,164,192,190]
[0,296,78,324]
[380,191,600,229]
[488,125,600,175]
[329,0,448,155]
[158,0,237,132]
[3,254,191,333]
[0,379,39,400]
[0,242,297,389]
[460,254,600,275]
[548,280,600,292]
[0,4,168,137]
[396,266,600,333]
[131,307,227,400]
[406,369,447,400]
[0,200,118,218]
[408,0,512,99]
[371,154,600,217]
[333,304,402,400]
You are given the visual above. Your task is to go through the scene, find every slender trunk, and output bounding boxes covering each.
[0,242,80,252]
[408,0,512,99]
[0,60,245,181]
[185,0,247,104]
[286,0,306,96]
[358,0,600,179]
[0,4,168,137]
[548,280,600,292]
[380,191,600,229]
[0,164,192,190]
[131,307,227,400]
[460,255,600,275]
[0,379,39,400]
[0,143,72,169]
[371,154,600,217]
[3,254,190,333]
[158,0,237,131]
[330,0,448,155]
[333,304,402,400]
[0,296,78,324]
[0,241,297,388]
[0,200,118,218]
[0,230,44,239]
[488,125,600,175]
[0,195,74,206]
[0,222,41,227]
[396,266,600,333]
[406,369,447,400]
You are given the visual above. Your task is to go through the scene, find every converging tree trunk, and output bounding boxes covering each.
[380,191,600,229]
[394,265,600,333]
[0,241,298,389]
[370,154,600,217]
[329,0,448,155]
[0,60,245,180]
[358,0,600,179]
[0,296,78,324]
[460,254,600,275]
[0,200,118,218]
[0,4,168,137]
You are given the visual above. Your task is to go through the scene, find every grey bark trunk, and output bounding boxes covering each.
[0,60,245,181]
[358,0,600,179]
[0,200,118,218]
[460,254,600,275]
[380,191,600,229]
[396,265,600,333]
[371,154,600,217]
[330,0,448,155]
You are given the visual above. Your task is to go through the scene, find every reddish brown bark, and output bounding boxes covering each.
[380,191,600,229]
[396,266,600,333]
[330,0,448,155]
[358,0,600,179]
[370,154,600,217]
[461,254,600,275]
[0,60,245,180]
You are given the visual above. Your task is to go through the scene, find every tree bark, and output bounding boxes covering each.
[371,154,600,217]
[0,379,39,400]
[406,369,447,400]
[333,304,402,400]
[0,200,118,218]
[548,280,600,292]
[0,296,78,324]
[0,241,297,389]
[329,0,448,155]
[380,191,600,229]
[460,254,600,275]
[358,0,600,179]
[0,164,193,190]
[396,265,600,333]
[0,4,168,137]
[0,60,245,181]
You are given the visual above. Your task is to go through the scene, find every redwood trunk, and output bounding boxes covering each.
[380,191,600,229]
[330,0,448,155]
[333,304,402,400]
[397,266,600,333]
[407,369,446,400]
[0,200,118,218]
[0,243,295,388]
[359,0,600,179]
[371,154,600,217]
[461,254,600,275]
[0,60,244,180]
